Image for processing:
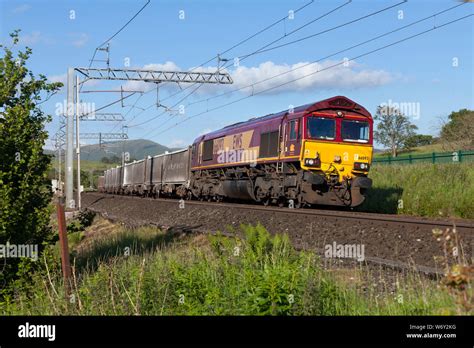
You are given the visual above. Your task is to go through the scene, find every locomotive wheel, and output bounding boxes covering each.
[294,193,304,209]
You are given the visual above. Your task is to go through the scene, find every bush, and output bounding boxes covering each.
[0,31,62,293]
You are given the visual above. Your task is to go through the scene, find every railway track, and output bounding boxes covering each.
[141,195,473,229]
[81,192,473,278]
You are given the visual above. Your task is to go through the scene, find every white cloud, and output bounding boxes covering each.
[19,31,53,45]
[119,61,182,93]
[12,4,31,14]
[70,33,89,47]
[230,60,394,94]
[117,59,394,98]
[143,62,180,71]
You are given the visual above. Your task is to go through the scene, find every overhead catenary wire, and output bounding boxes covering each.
[87,0,151,70]
[146,14,472,139]
[223,0,406,69]
[81,92,138,117]
[79,0,151,144]
[127,0,354,128]
[188,0,317,72]
[185,2,467,109]
[130,0,410,129]
[121,0,317,128]
[128,84,205,128]
[140,3,467,137]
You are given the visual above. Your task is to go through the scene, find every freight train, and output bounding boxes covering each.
[99,96,373,207]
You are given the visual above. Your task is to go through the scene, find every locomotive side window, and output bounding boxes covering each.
[342,120,369,142]
[259,131,279,158]
[289,120,300,140]
[202,139,214,161]
[307,117,335,140]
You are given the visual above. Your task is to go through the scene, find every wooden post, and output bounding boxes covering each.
[56,199,72,298]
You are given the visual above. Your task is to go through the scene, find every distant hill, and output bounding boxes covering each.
[46,139,181,162]
[46,142,385,161]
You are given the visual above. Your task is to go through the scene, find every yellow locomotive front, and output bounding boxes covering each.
[298,109,373,207]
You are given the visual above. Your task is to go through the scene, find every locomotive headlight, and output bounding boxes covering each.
[305,158,320,167]
[354,162,370,171]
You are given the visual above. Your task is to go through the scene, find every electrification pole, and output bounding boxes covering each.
[65,68,74,209]
[63,66,232,210]
[76,75,81,210]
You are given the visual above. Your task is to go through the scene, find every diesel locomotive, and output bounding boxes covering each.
[100,96,373,207]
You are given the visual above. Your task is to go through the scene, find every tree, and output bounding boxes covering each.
[405,134,434,149]
[0,31,62,287]
[440,109,474,150]
[110,155,121,164]
[373,105,418,157]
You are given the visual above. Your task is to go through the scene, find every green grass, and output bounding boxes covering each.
[360,162,474,219]
[74,160,116,172]
[374,144,446,158]
[0,221,469,316]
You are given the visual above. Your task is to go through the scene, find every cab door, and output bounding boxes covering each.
[285,117,301,159]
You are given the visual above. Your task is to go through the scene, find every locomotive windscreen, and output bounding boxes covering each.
[341,120,369,142]
[307,117,335,140]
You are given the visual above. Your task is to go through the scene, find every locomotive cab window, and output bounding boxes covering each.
[202,139,214,161]
[342,120,369,143]
[307,117,335,140]
[289,119,300,140]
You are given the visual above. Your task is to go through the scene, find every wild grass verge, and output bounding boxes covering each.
[1,217,471,316]
[360,162,474,218]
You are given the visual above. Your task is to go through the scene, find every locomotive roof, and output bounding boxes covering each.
[195,96,371,142]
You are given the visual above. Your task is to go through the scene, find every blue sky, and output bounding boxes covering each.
[1,0,473,150]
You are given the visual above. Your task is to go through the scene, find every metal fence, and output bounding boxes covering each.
[372,150,474,165]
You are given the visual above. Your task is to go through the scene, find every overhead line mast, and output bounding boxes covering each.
[64,66,233,209]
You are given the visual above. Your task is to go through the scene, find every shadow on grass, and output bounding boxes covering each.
[72,224,202,273]
[356,186,404,214]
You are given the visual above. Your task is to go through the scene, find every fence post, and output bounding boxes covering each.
[459,150,463,163]
[432,152,435,164]
[409,155,412,164]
